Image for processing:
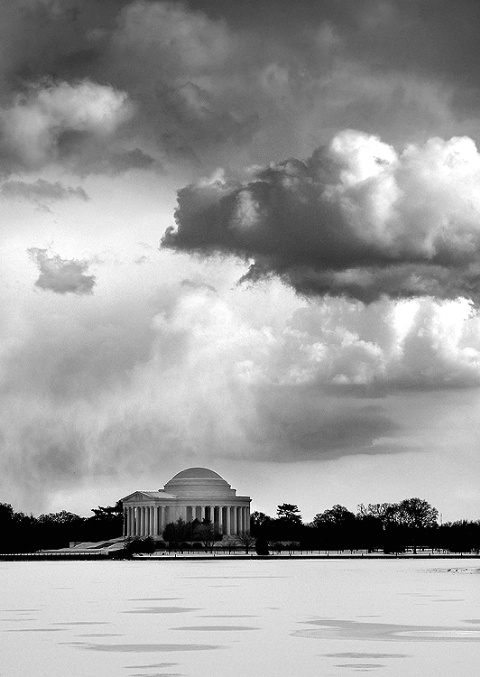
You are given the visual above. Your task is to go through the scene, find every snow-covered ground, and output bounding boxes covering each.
[1,559,479,676]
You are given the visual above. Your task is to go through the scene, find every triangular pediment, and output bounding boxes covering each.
[121,491,155,502]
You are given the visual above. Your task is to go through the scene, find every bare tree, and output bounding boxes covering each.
[193,520,222,552]
[236,531,256,554]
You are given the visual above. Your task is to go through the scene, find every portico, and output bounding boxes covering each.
[121,468,251,539]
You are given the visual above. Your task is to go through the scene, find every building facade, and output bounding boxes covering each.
[121,467,251,539]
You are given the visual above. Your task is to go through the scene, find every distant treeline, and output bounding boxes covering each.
[1,497,480,554]
[252,500,480,554]
[0,502,123,553]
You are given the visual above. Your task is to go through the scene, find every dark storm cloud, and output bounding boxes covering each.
[28,248,96,295]
[191,0,480,89]
[164,130,480,303]
[0,0,260,172]
[0,178,88,203]
[3,0,478,175]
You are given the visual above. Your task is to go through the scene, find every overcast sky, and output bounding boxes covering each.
[2,0,480,522]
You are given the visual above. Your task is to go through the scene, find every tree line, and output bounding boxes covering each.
[0,502,123,553]
[251,499,480,554]
[1,496,480,554]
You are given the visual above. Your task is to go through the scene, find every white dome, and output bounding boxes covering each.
[163,467,235,498]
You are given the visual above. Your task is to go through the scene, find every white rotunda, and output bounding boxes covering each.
[121,467,251,539]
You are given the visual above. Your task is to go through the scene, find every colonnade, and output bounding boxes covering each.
[123,503,250,538]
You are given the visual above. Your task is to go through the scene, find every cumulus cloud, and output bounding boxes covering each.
[0,276,396,510]
[0,178,88,203]
[273,296,480,392]
[28,248,96,295]
[0,79,133,170]
[164,130,480,303]
[3,254,480,511]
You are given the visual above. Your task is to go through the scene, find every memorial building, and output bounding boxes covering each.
[121,467,251,539]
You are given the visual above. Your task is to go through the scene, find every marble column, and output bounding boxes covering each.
[225,506,230,535]
[157,506,163,535]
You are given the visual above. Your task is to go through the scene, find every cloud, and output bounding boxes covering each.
[0,79,133,171]
[272,296,480,392]
[4,1,480,518]
[164,130,480,303]
[3,254,480,511]
[80,148,156,176]
[28,248,96,295]
[106,0,261,164]
[0,178,88,203]
[0,0,475,176]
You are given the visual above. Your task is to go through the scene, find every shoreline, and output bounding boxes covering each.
[1,552,479,561]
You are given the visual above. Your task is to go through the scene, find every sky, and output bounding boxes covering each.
[2,0,480,523]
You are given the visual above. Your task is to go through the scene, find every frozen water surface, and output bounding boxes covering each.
[1,559,480,676]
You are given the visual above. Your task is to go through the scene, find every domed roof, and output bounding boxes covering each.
[171,467,224,481]
[163,467,235,498]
